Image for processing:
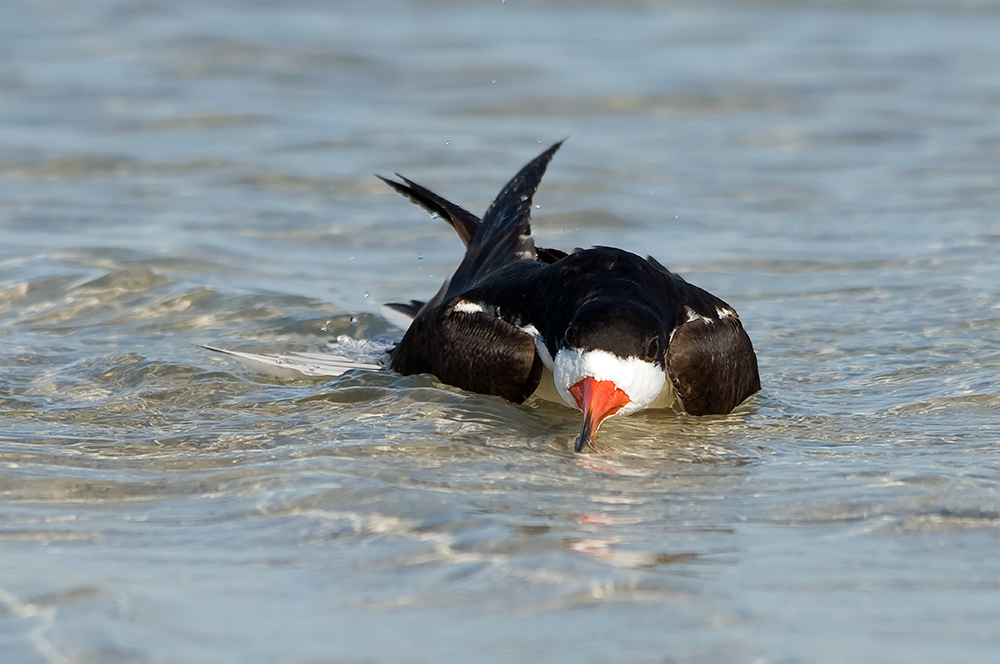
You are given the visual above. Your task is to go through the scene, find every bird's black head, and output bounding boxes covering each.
[561,298,664,365]
[551,298,668,453]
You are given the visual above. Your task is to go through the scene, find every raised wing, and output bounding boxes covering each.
[442,140,562,297]
[376,174,481,246]
[379,142,565,251]
[386,143,565,402]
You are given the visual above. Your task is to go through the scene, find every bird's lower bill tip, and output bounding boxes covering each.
[568,377,631,453]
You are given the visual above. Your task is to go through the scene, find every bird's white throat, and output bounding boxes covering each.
[552,347,666,416]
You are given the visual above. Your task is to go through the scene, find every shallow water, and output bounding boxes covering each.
[2,0,1000,662]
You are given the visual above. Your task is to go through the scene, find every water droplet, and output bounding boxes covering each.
[520,195,528,202]
[320,320,331,332]
[491,80,496,84]
[445,140,451,145]
[364,291,370,298]
[417,254,423,260]
[350,316,358,325]
[535,204,541,209]
[430,212,439,219]
[276,357,285,365]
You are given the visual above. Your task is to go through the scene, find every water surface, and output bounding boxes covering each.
[2,0,1000,662]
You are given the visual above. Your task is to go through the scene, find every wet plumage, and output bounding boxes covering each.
[381,141,760,451]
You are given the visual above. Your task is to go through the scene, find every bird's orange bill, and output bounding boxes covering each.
[568,377,631,453]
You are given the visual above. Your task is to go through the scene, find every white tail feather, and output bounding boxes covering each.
[202,345,382,380]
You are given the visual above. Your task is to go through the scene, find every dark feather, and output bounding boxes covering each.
[644,253,760,413]
[390,303,542,403]
[388,142,565,402]
[666,314,761,415]
[383,300,426,319]
[378,144,567,264]
[446,140,562,297]
[376,174,481,246]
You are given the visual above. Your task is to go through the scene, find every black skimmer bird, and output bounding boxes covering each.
[380,141,760,452]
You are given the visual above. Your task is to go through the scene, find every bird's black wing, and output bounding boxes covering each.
[647,256,761,415]
[387,143,564,402]
[379,141,566,261]
[376,174,481,247]
[383,300,426,319]
[389,273,544,403]
[443,140,562,298]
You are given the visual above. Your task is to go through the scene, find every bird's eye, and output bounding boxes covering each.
[563,325,575,348]
[646,336,660,359]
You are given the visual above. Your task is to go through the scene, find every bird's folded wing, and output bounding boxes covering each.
[202,345,382,379]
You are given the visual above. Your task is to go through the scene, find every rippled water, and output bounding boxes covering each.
[2,0,1000,662]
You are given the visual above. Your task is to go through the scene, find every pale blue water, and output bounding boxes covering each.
[2,1,1000,662]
